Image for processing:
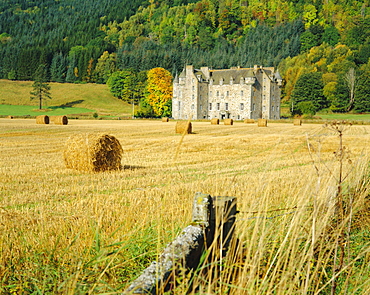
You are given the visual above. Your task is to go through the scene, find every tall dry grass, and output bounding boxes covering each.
[0,118,369,294]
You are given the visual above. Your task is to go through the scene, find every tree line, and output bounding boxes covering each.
[0,0,369,115]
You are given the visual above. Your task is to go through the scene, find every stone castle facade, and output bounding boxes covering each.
[172,65,282,120]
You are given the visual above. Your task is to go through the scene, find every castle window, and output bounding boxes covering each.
[230,78,233,85]
[192,86,195,91]
[263,94,266,100]
[191,104,195,110]
[217,103,220,110]
[240,90,244,97]
[263,85,266,91]
[272,106,274,111]
[209,103,212,110]
[263,106,266,111]
[240,103,244,110]
[192,94,195,100]
[200,105,203,110]
[217,91,219,97]
[225,103,229,110]
[252,104,255,111]
[220,78,223,85]
[210,91,212,97]
[226,91,229,97]
[277,106,279,111]
[178,101,181,111]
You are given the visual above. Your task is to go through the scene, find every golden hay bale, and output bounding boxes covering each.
[257,119,267,127]
[7,115,14,119]
[64,133,123,172]
[244,119,255,124]
[54,115,68,125]
[224,118,233,125]
[175,121,192,134]
[293,118,302,126]
[211,118,219,125]
[162,117,169,122]
[36,115,49,124]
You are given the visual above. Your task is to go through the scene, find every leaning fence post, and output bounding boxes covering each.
[122,193,237,294]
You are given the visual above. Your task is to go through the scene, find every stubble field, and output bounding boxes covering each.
[1,118,370,294]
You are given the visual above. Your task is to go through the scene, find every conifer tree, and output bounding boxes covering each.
[30,65,52,110]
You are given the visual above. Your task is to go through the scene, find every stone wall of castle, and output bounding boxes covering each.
[172,65,281,120]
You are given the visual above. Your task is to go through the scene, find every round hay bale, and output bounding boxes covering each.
[211,118,219,125]
[244,119,255,124]
[224,118,233,125]
[36,115,49,124]
[162,117,169,122]
[257,119,267,127]
[54,115,68,125]
[64,133,123,172]
[293,118,302,126]
[7,115,14,119]
[175,121,192,134]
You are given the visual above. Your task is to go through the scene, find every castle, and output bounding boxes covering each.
[172,65,282,120]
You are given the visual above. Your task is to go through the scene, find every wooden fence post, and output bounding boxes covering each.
[122,193,237,294]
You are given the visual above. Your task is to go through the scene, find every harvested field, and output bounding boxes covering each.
[1,118,369,294]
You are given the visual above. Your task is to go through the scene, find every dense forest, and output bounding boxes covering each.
[0,0,370,115]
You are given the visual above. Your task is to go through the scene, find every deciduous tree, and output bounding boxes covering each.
[146,67,173,117]
[291,71,326,115]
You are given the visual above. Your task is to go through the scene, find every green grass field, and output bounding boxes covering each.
[0,79,133,117]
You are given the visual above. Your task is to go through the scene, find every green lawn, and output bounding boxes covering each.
[317,113,370,121]
[0,79,132,117]
[0,104,96,117]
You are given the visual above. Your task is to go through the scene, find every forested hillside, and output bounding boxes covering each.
[1,0,370,115]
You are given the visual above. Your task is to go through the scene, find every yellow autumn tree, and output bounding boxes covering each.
[146,67,173,117]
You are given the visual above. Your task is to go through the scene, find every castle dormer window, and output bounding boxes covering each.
[230,77,233,85]
[220,78,223,85]
[240,77,244,85]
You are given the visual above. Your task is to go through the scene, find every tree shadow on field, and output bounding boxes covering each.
[50,100,85,109]
[123,165,146,170]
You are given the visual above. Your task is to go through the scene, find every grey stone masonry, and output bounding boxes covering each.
[172,65,282,120]
[122,193,237,294]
